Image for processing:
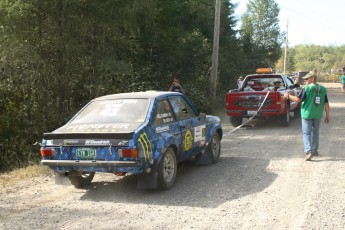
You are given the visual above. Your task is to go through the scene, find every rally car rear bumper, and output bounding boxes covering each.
[41,159,141,167]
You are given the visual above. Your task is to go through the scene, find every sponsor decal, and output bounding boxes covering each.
[194,125,206,142]
[100,99,138,105]
[63,139,79,145]
[163,117,174,123]
[46,140,54,146]
[118,140,128,146]
[101,107,121,116]
[62,123,130,132]
[85,140,111,145]
[156,125,170,133]
[164,100,171,110]
[183,130,193,151]
[157,113,171,119]
[137,132,152,162]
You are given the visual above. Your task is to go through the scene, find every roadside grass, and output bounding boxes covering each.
[0,164,51,188]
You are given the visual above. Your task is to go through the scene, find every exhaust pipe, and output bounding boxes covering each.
[64,171,82,177]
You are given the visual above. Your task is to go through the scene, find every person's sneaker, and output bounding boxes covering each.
[305,153,313,161]
[312,151,319,156]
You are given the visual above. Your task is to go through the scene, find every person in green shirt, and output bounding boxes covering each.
[339,73,345,93]
[284,72,330,161]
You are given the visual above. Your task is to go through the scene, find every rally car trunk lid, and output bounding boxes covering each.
[42,122,143,147]
[42,132,133,147]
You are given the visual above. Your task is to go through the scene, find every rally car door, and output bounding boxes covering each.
[168,95,204,161]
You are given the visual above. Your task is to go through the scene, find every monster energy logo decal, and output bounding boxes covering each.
[138,132,152,162]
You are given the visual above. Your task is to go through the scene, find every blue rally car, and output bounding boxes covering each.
[40,91,222,189]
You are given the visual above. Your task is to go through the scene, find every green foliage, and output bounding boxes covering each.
[0,0,237,172]
[275,45,345,76]
[0,0,291,172]
[240,0,283,68]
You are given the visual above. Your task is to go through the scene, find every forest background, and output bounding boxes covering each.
[1,0,345,172]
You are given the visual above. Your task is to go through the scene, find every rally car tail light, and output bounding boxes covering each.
[40,148,55,157]
[118,149,138,158]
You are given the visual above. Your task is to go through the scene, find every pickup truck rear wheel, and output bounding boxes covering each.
[294,108,301,118]
[230,116,243,127]
[280,106,290,127]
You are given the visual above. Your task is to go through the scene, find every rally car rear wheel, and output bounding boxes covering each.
[69,172,95,188]
[157,147,177,190]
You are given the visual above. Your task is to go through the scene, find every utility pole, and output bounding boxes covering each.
[210,0,221,111]
[283,19,288,74]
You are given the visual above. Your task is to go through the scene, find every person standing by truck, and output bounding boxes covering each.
[284,72,330,161]
[237,76,244,90]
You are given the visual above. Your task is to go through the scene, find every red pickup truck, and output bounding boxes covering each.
[226,68,301,127]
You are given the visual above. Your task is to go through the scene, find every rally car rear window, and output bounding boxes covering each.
[70,99,149,124]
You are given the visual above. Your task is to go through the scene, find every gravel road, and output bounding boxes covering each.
[1,83,345,230]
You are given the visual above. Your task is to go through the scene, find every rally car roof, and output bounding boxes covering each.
[94,91,181,101]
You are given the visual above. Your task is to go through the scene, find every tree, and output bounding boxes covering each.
[0,0,244,172]
[239,0,283,69]
[275,47,296,73]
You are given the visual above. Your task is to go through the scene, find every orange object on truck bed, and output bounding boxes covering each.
[226,70,301,127]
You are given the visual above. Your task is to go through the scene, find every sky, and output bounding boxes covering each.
[234,0,345,47]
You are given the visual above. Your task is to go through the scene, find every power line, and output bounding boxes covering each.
[279,3,343,35]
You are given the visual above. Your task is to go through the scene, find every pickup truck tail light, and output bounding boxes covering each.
[118,149,138,158]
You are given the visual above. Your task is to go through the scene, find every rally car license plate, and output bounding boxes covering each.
[77,148,96,159]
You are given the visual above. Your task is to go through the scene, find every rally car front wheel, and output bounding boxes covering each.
[157,147,177,190]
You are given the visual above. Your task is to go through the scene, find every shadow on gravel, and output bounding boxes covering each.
[80,156,277,208]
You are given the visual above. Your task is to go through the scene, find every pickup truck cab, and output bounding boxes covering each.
[226,68,301,127]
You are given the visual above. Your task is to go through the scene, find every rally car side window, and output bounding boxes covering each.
[169,96,197,121]
[153,99,175,126]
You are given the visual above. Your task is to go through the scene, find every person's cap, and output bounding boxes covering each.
[239,76,243,79]
[302,73,316,80]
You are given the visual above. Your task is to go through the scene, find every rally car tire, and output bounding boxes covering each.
[69,172,95,188]
[230,116,243,127]
[207,132,221,163]
[157,147,177,190]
